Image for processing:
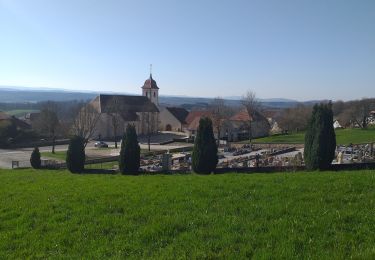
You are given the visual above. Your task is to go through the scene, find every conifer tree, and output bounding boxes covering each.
[304,102,336,170]
[119,124,140,174]
[30,147,41,169]
[66,135,85,173]
[192,117,218,174]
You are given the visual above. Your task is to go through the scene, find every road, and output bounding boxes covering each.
[0,145,70,169]
[0,141,192,169]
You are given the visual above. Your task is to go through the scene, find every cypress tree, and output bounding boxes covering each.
[119,124,140,174]
[66,135,85,173]
[304,102,336,170]
[30,147,41,169]
[192,117,218,174]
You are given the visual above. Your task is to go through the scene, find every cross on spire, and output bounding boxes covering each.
[150,64,152,78]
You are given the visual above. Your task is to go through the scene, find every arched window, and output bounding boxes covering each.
[153,92,156,97]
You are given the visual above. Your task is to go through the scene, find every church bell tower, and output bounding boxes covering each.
[142,65,159,106]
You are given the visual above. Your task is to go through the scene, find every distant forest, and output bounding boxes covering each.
[0,88,301,110]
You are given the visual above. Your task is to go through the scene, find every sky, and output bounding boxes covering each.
[0,0,374,101]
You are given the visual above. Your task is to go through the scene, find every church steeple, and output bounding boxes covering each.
[142,65,159,105]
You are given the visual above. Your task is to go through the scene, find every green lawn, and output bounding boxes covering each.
[41,151,67,161]
[1,169,375,258]
[253,127,375,145]
[253,132,306,143]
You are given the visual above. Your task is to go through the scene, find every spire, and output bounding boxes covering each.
[142,66,159,90]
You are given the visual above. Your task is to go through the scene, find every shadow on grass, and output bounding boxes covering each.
[41,167,118,175]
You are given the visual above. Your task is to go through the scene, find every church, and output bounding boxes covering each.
[90,74,161,140]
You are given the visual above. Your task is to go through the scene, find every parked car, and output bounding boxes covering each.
[94,141,108,148]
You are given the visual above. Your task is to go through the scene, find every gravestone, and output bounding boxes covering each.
[162,153,171,171]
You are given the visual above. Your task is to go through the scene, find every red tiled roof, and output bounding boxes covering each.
[230,108,267,122]
[187,117,201,130]
[185,111,212,125]
[230,109,251,121]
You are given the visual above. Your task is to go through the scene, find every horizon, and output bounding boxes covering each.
[0,85,333,103]
[1,0,374,100]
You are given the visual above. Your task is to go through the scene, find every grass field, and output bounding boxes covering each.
[41,151,67,161]
[1,169,375,258]
[253,127,375,145]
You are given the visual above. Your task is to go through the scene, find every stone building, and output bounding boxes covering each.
[159,107,189,132]
[89,74,160,140]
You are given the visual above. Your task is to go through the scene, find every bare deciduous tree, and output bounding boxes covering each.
[107,96,122,148]
[71,102,101,147]
[209,97,231,144]
[142,112,158,151]
[276,104,312,133]
[332,100,346,117]
[35,101,59,153]
[241,90,261,143]
[337,98,375,128]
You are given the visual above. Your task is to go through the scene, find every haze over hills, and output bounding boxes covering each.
[0,86,309,108]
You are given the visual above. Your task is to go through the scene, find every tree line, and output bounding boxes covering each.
[0,100,100,149]
[274,98,375,133]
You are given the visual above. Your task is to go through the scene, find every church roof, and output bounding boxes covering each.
[97,94,159,114]
[142,74,159,89]
[166,107,189,124]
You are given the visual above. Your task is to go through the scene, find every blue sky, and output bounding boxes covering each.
[0,0,374,101]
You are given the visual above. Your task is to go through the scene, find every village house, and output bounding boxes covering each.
[262,110,282,134]
[184,108,270,141]
[333,119,344,129]
[0,111,31,130]
[226,108,270,141]
[184,111,212,137]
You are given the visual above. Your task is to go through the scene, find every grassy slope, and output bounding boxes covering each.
[253,127,375,144]
[1,169,375,258]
